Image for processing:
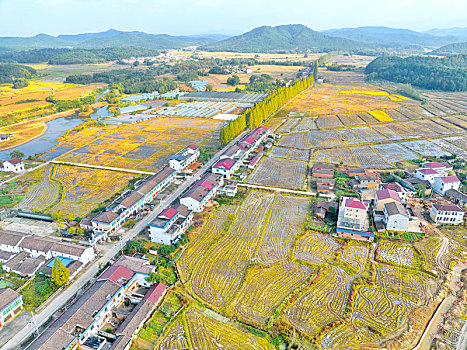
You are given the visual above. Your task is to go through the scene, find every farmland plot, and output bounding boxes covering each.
[17,180,60,212]
[283,266,353,336]
[371,143,418,164]
[257,194,309,265]
[340,243,368,273]
[184,307,273,350]
[153,318,188,350]
[376,242,417,268]
[352,126,387,142]
[309,130,345,148]
[414,119,452,135]
[385,109,409,121]
[338,114,366,127]
[335,128,367,144]
[375,264,435,302]
[315,115,344,129]
[229,263,315,326]
[178,207,234,282]
[351,146,392,169]
[402,140,452,157]
[269,146,289,158]
[279,132,310,149]
[438,117,467,133]
[443,116,467,130]
[247,157,307,190]
[287,148,310,161]
[295,117,317,131]
[322,323,375,350]
[431,138,467,160]
[314,148,357,166]
[278,118,301,133]
[293,231,341,264]
[385,122,421,139]
[188,191,274,307]
[372,124,404,140]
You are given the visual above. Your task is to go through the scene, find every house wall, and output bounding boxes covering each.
[433,179,460,196]
[430,207,464,224]
[0,296,23,328]
[385,214,409,231]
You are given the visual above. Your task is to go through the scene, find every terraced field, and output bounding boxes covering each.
[293,231,341,265]
[17,179,60,212]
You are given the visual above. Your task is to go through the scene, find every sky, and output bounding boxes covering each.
[0,0,466,37]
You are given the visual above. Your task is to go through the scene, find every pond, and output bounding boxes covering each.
[90,105,112,119]
[0,117,84,160]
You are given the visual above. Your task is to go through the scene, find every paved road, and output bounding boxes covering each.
[3,132,245,350]
[49,160,156,175]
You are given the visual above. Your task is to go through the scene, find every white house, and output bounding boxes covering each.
[433,175,461,196]
[168,145,200,172]
[430,204,464,224]
[336,197,374,241]
[180,173,223,212]
[148,205,193,245]
[383,202,409,231]
[420,162,452,176]
[2,158,24,173]
[379,182,414,201]
[212,158,238,178]
[0,288,23,329]
[414,168,439,184]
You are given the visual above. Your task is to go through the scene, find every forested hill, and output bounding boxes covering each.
[201,24,371,53]
[0,47,163,65]
[365,55,467,91]
[431,42,467,55]
[0,63,36,84]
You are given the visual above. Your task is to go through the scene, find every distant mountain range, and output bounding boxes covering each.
[0,29,221,50]
[322,26,462,48]
[1,25,467,53]
[201,24,370,52]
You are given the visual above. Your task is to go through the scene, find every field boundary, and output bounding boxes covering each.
[49,160,155,175]
[238,183,317,196]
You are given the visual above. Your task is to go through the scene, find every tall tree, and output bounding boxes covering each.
[51,257,70,286]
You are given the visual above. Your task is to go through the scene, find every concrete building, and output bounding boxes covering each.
[2,158,24,173]
[168,145,200,172]
[180,173,223,212]
[433,175,461,196]
[420,162,452,176]
[430,204,464,225]
[337,197,373,241]
[148,205,193,245]
[445,189,467,209]
[379,182,414,201]
[414,168,439,184]
[383,202,409,231]
[374,189,401,211]
[0,288,23,329]
[353,174,378,189]
[212,158,238,178]
[27,259,166,350]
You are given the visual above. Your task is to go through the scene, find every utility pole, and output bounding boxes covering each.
[30,310,39,335]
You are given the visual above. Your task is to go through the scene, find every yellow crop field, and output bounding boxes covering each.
[340,89,410,102]
[368,110,393,122]
[16,164,137,218]
[43,116,224,172]
[287,85,401,115]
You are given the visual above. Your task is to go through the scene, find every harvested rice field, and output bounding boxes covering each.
[371,143,419,164]
[41,117,225,171]
[401,140,452,157]
[313,147,357,165]
[351,146,392,168]
[247,157,307,190]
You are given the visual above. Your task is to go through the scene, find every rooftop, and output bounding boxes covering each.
[213,158,236,170]
[7,158,22,165]
[416,168,439,175]
[0,229,28,246]
[438,175,460,184]
[384,201,408,217]
[0,288,20,312]
[433,204,464,212]
[99,265,135,285]
[421,161,448,169]
[376,189,401,202]
[93,211,119,224]
[345,197,368,210]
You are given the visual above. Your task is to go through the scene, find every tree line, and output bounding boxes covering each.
[220,75,314,145]
[365,54,467,91]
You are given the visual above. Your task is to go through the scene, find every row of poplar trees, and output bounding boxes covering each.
[219,75,314,145]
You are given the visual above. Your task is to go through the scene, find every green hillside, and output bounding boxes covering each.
[431,42,467,55]
[202,24,370,53]
[0,63,37,84]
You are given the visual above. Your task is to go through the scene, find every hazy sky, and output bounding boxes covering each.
[0,0,466,36]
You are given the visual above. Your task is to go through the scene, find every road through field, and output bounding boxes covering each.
[3,131,246,350]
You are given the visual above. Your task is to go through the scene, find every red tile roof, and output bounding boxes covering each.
[143,282,167,304]
[213,158,236,170]
[195,179,214,190]
[99,265,135,284]
[188,144,199,150]
[439,175,460,183]
[421,162,445,169]
[381,182,402,192]
[416,168,438,175]
[158,208,178,220]
[376,189,401,202]
[433,204,464,212]
[345,198,368,210]
[242,136,256,145]
[7,158,22,165]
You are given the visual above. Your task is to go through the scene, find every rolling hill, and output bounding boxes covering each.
[323,26,462,48]
[0,30,217,50]
[201,24,370,53]
[431,42,467,55]
[425,27,467,39]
